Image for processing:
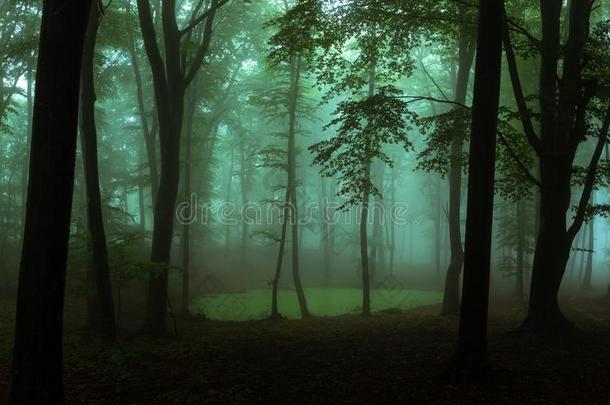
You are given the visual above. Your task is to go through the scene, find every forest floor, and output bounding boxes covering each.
[1,291,610,404]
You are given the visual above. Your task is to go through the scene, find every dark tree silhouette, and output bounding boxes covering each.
[450,0,504,377]
[136,0,224,335]
[11,0,92,402]
[441,6,475,315]
[80,0,116,341]
[503,0,610,331]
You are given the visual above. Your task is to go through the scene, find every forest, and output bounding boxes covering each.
[1,0,610,403]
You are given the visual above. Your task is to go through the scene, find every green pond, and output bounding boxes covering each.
[191,288,442,321]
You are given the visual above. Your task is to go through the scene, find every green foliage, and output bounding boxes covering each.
[310,86,413,206]
[416,107,470,177]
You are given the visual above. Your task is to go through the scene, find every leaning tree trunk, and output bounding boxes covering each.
[451,0,504,376]
[80,0,116,341]
[441,9,476,315]
[11,0,91,402]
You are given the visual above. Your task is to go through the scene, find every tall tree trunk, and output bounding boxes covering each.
[127,1,159,209]
[224,151,234,257]
[239,139,249,265]
[516,0,604,332]
[137,0,222,335]
[11,0,91,401]
[359,59,377,316]
[441,9,476,315]
[451,0,503,376]
[79,0,116,341]
[287,55,310,318]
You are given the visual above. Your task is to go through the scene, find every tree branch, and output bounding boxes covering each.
[501,2,541,154]
[179,0,228,38]
[135,0,168,101]
[497,130,541,188]
[567,104,610,244]
[183,0,221,87]
[404,94,540,187]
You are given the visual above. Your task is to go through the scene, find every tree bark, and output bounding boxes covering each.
[238,137,250,265]
[270,189,290,319]
[180,80,198,316]
[515,199,525,298]
[521,1,602,331]
[127,2,159,210]
[136,0,221,335]
[11,0,91,401]
[451,0,503,376]
[287,55,310,318]
[581,203,594,290]
[80,0,116,341]
[441,9,475,315]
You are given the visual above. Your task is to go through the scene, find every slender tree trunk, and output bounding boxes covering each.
[451,0,503,376]
[434,175,442,281]
[287,55,310,318]
[581,206,594,290]
[127,1,159,209]
[389,168,396,275]
[181,81,198,316]
[515,199,525,298]
[578,226,587,283]
[224,151,234,257]
[239,140,249,265]
[11,0,91,401]
[359,60,377,316]
[79,0,116,341]
[321,178,332,282]
[270,189,290,319]
[138,138,147,234]
[441,10,476,315]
